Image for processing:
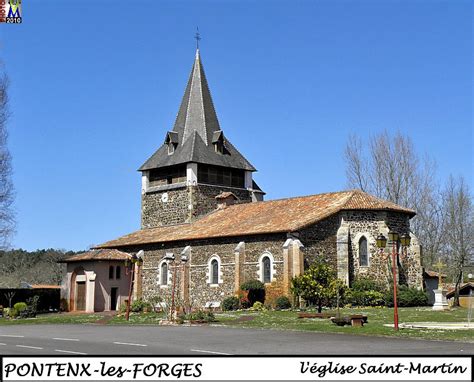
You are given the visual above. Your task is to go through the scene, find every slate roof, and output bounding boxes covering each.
[139,50,256,172]
[60,249,131,263]
[97,190,415,248]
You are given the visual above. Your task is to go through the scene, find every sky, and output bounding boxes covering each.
[0,0,472,251]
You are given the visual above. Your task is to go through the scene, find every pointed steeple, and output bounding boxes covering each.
[139,50,256,172]
[174,49,220,146]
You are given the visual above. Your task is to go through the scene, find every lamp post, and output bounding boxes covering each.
[376,231,411,331]
[125,250,144,321]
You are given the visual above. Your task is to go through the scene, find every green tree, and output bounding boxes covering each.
[291,261,340,313]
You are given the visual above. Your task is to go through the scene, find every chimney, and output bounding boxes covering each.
[215,192,238,209]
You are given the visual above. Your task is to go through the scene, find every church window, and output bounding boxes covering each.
[208,256,221,285]
[109,266,114,280]
[211,259,219,284]
[160,262,168,286]
[116,266,121,280]
[359,237,368,267]
[149,165,186,186]
[198,164,245,188]
[262,256,271,283]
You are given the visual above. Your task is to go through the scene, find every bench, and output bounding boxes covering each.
[298,312,334,319]
[331,314,368,327]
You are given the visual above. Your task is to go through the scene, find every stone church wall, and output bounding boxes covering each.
[141,184,252,229]
[141,184,190,228]
[134,233,286,308]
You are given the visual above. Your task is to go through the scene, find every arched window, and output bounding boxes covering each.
[211,259,219,285]
[359,237,368,266]
[160,262,168,286]
[115,266,121,280]
[109,266,114,280]
[262,256,271,283]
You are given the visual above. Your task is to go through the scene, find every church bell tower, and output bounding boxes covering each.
[139,49,264,228]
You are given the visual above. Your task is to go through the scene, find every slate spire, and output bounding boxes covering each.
[139,49,256,172]
[174,48,221,146]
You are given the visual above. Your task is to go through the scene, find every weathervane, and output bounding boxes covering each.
[194,27,201,49]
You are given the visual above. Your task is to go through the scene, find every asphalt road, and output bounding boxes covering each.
[0,324,473,355]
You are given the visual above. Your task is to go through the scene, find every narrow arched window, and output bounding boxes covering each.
[161,262,168,286]
[109,266,114,280]
[211,259,219,284]
[262,256,271,283]
[359,237,368,266]
[116,266,121,280]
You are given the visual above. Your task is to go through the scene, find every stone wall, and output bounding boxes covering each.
[134,233,287,308]
[192,184,252,221]
[141,183,252,229]
[141,184,190,228]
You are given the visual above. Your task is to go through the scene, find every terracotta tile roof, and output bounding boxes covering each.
[60,249,131,263]
[424,270,447,278]
[97,190,415,249]
[446,282,474,298]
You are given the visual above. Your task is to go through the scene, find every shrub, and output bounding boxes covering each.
[351,277,385,293]
[8,308,18,318]
[130,298,152,313]
[13,302,27,313]
[222,296,240,311]
[26,296,40,317]
[385,286,429,307]
[347,290,384,307]
[274,296,291,310]
[240,280,265,306]
[186,310,215,322]
[250,301,266,311]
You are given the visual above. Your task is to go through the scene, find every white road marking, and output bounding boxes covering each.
[190,349,231,355]
[0,343,6,346]
[53,338,80,342]
[0,335,24,338]
[113,341,148,347]
[16,345,43,350]
[55,349,87,355]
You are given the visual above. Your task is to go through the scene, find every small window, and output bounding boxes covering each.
[109,266,114,280]
[211,259,219,285]
[262,256,271,283]
[168,143,175,155]
[359,237,368,267]
[160,262,168,286]
[116,266,121,280]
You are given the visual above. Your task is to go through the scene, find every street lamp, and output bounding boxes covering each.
[125,250,144,321]
[376,232,411,331]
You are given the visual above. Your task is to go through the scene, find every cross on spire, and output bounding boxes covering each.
[195,27,201,49]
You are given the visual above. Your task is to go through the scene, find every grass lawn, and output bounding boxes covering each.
[0,307,472,343]
[213,307,474,342]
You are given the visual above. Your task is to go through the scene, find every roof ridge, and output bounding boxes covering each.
[221,189,354,209]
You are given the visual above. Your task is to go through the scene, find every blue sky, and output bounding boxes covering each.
[1,0,472,251]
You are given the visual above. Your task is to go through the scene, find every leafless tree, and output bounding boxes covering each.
[344,131,442,267]
[441,175,474,306]
[0,74,15,250]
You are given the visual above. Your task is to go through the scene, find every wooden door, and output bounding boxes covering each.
[76,281,86,311]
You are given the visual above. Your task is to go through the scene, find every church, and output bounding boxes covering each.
[62,48,423,312]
